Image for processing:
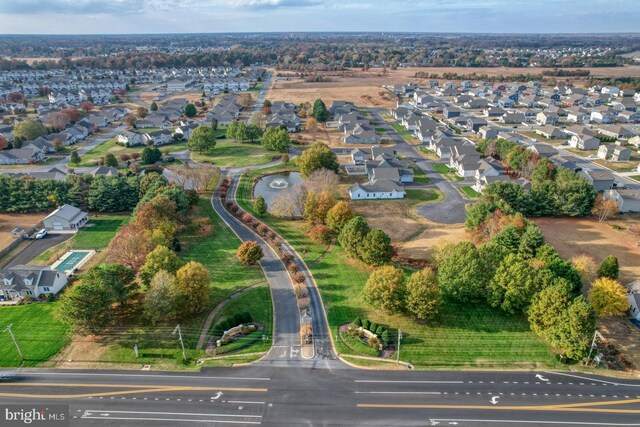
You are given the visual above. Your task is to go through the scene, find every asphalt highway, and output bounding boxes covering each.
[2,368,640,426]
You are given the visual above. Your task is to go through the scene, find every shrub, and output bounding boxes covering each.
[219,190,227,199]
[226,201,234,209]
[257,224,270,236]
[233,313,244,326]
[353,317,362,327]
[241,312,252,323]
[119,153,131,162]
[287,262,299,274]
[294,283,308,298]
[292,272,305,284]
[297,297,310,310]
[268,230,278,240]
[375,325,386,335]
[241,213,254,225]
[221,319,231,331]
[369,323,379,333]
[368,335,380,348]
[363,319,371,330]
[599,255,619,279]
[281,252,294,264]
[381,330,390,345]
[236,241,264,266]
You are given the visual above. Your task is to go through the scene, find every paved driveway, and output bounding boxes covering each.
[2,233,72,268]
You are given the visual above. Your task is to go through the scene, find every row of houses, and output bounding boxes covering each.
[329,101,381,145]
[266,101,301,132]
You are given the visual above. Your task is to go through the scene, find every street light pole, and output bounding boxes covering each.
[396,329,402,364]
[173,324,187,361]
[4,324,23,362]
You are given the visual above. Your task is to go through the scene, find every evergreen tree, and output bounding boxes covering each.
[338,216,370,260]
[359,229,394,266]
[598,255,619,279]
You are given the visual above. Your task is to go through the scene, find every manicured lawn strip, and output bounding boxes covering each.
[405,189,445,204]
[339,330,380,357]
[390,123,408,133]
[192,141,275,167]
[207,286,273,356]
[460,186,482,199]
[0,303,70,367]
[235,174,559,369]
[400,134,416,142]
[629,175,640,182]
[411,167,431,184]
[432,163,464,182]
[375,127,386,135]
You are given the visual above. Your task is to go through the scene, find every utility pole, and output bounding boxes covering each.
[173,324,187,361]
[396,329,402,364]
[585,330,603,366]
[5,324,23,362]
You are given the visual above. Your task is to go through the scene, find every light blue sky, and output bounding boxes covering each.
[0,0,637,34]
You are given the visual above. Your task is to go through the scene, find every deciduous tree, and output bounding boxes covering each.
[338,216,370,260]
[592,195,619,223]
[437,241,488,302]
[176,261,211,314]
[406,268,441,320]
[144,270,183,323]
[14,119,47,142]
[298,142,339,177]
[105,223,154,271]
[139,245,184,287]
[70,149,81,166]
[325,201,354,232]
[588,277,629,317]
[254,196,267,217]
[236,241,264,266]
[362,265,406,315]
[359,228,393,266]
[187,125,217,153]
[260,126,290,152]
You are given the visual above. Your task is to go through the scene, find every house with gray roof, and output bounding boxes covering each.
[579,170,614,192]
[349,179,406,200]
[605,189,640,213]
[42,204,88,232]
[0,265,68,300]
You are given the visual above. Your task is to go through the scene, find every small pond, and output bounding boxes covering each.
[253,172,304,215]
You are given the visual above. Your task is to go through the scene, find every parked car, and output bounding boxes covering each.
[34,229,48,239]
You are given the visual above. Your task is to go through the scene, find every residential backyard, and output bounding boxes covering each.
[68,137,190,167]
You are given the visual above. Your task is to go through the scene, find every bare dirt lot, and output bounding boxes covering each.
[351,198,467,260]
[266,66,640,108]
[0,213,43,251]
[535,216,640,285]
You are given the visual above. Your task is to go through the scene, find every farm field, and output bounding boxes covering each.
[0,303,70,367]
[236,168,558,368]
[0,212,44,251]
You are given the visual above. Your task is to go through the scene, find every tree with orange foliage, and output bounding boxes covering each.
[105,223,154,271]
[592,195,619,223]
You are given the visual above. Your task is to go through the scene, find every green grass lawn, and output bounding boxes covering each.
[412,167,431,184]
[629,175,640,182]
[70,137,190,167]
[460,185,482,199]
[432,163,464,182]
[390,123,409,133]
[191,141,276,167]
[375,127,386,135]
[0,303,70,367]
[235,173,559,369]
[405,189,445,204]
[207,286,273,356]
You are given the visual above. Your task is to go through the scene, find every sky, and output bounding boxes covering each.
[0,0,638,34]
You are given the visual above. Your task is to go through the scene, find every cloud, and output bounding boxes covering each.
[0,0,321,15]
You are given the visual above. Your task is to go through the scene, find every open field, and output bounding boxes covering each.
[0,213,43,251]
[535,216,640,285]
[266,66,640,109]
[236,168,557,368]
[191,141,276,167]
[0,303,70,367]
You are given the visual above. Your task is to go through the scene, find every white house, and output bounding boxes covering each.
[349,179,406,200]
[604,189,640,213]
[0,265,68,300]
[628,280,640,321]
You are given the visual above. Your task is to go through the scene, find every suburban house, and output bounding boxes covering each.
[579,170,614,192]
[0,265,68,300]
[117,130,147,146]
[145,129,174,146]
[473,174,510,193]
[349,180,406,200]
[535,125,566,140]
[628,280,640,321]
[499,112,526,124]
[527,143,558,158]
[604,189,640,213]
[568,133,600,150]
[266,113,301,132]
[597,125,635,140]
[42,204,88,232]
[478,126,498,140]
[0,146,46,165]
[536,111,559,125]
[597,144,632,162]
[343,123,381,145]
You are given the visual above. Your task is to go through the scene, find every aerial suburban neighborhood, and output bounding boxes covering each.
[1,3,640,426]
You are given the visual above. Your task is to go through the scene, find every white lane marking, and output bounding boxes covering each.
[82,410,261,418]
[227,401,266,404]
[535,374,549,382]
[490,396,499,405]
[355,391,441,395]
[545,371,640,387]
[79,416,260,424]
[17,371,269,381]
[431,419,640,426]
[354,380,463,384]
